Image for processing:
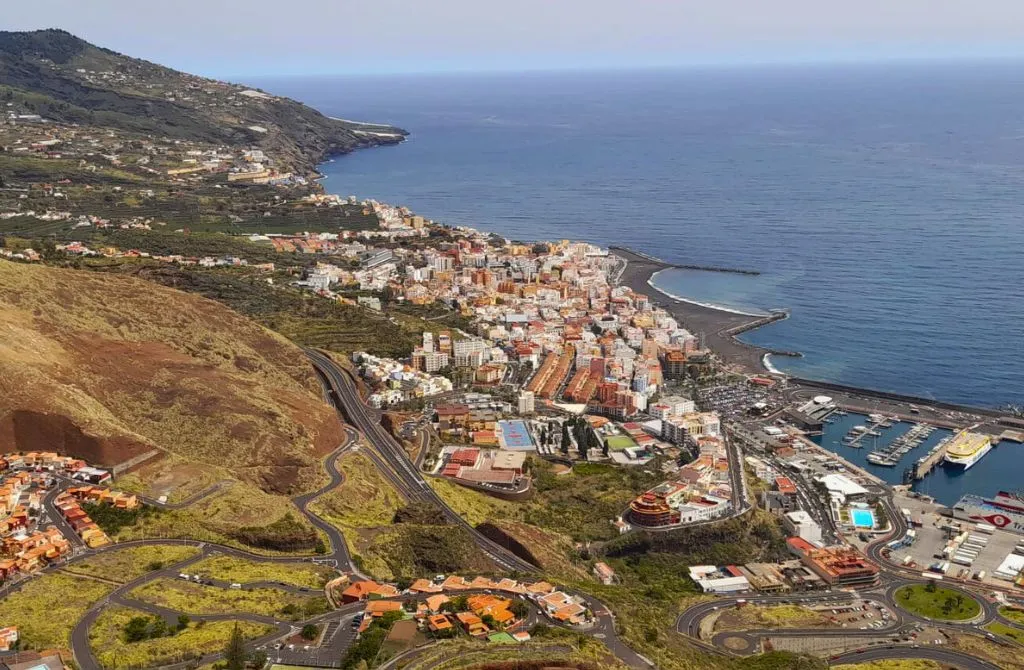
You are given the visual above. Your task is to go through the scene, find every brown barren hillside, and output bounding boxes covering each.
[0,260,342,494]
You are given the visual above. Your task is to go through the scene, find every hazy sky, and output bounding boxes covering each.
[8,0,1024,75]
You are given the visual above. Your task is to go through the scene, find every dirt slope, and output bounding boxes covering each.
[0,260,342,494]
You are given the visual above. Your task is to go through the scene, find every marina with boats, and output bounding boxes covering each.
[865,422,937,466]
[814,406,1021,505]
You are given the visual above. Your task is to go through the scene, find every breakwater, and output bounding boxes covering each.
[791,377,1005,419]
[608,246,761,275]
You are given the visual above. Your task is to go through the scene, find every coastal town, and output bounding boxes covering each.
[4,26,1024,670]
[5,185,1024,670]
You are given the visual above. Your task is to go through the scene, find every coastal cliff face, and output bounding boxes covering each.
[0,29,407,174]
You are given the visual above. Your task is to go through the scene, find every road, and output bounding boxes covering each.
[305,349,653,668]
[305,348,539,574]
[830,646,1002,670]
[6,351,652,670]
[674,574,1014,669]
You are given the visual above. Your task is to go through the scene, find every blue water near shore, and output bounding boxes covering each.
[815,412,1020,506]
[249,63,1024,411]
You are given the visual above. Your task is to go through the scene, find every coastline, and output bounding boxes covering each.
[647,268,770,318]
[613,248,1014,423]
[614,247,787,375]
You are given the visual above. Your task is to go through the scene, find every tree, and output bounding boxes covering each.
[224,624,247,670]
[509,600,530,619]
[925,580,938,594]
[300,624,318,640]
[560,423,571,455]
[149,618,169,638]
[481,614,498,629]
[177,614,190,631]
[124,616,151,643]
[249,650,268,669]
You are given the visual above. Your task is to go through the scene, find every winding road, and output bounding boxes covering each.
[0,354,653,670]
[672,491,1021,669]
[8,349,1016,670]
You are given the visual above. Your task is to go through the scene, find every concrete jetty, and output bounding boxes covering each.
[912,438,950,481]
[608,246,761,276]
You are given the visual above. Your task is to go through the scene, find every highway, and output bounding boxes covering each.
[305,348,539,574]
[305,349,653,668]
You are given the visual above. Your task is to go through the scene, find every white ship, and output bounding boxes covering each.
[943,430,993,470]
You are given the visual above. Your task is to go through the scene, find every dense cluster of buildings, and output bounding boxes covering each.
[0,452,135,583]
[339,572,589,642]
[353,351,454,407]
[627,417,733,528]
[435,447,528,491]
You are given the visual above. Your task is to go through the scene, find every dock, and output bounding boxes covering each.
[911,436,951,480]
[608,246,762,275]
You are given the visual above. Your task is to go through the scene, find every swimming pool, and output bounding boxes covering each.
[851,508,876,528]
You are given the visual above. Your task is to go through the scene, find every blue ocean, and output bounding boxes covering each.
[251,64,1024,411]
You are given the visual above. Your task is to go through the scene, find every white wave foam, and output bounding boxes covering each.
[647,270,770,318]
[762,354,782,375]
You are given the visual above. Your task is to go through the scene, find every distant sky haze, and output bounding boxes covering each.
[7,0,1024,75]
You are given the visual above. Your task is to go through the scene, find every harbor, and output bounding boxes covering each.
[814,410,955,499]
[864,422,937,467]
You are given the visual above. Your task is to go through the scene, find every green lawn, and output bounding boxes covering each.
[129,577,330,620]
[605,435,637,451]
[89,606,274,669]
[1001,606,1024,626]
[893,584,981,621]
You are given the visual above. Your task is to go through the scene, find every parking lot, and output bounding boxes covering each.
[264,612,359,669]
[889,493,1022,584]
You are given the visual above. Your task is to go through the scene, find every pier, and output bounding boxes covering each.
[608,246,762,275]
[911,437,951,480]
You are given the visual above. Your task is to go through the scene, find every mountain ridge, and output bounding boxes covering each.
[0,28,407,174]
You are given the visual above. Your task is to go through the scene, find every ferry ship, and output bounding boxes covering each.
[952,491,1024,534]
[942,430,992,470]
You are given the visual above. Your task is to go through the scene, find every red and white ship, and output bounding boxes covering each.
[952,491,1024,534]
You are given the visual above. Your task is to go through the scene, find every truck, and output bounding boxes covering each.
[975,523,996,534]
[974,571,987,581]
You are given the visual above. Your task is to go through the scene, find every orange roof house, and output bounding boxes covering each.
[427,614,453,632]
[410,578,443,594]
[467,594,517,626]
[425,594,450,613]
[525,581,555,595]
[469,576,498,589]
[441,576,471,591]
[364,600,403,617]
[341,580,382,603]
[455,612,489,637]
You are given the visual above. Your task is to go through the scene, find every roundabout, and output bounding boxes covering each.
[892,583,983,622]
